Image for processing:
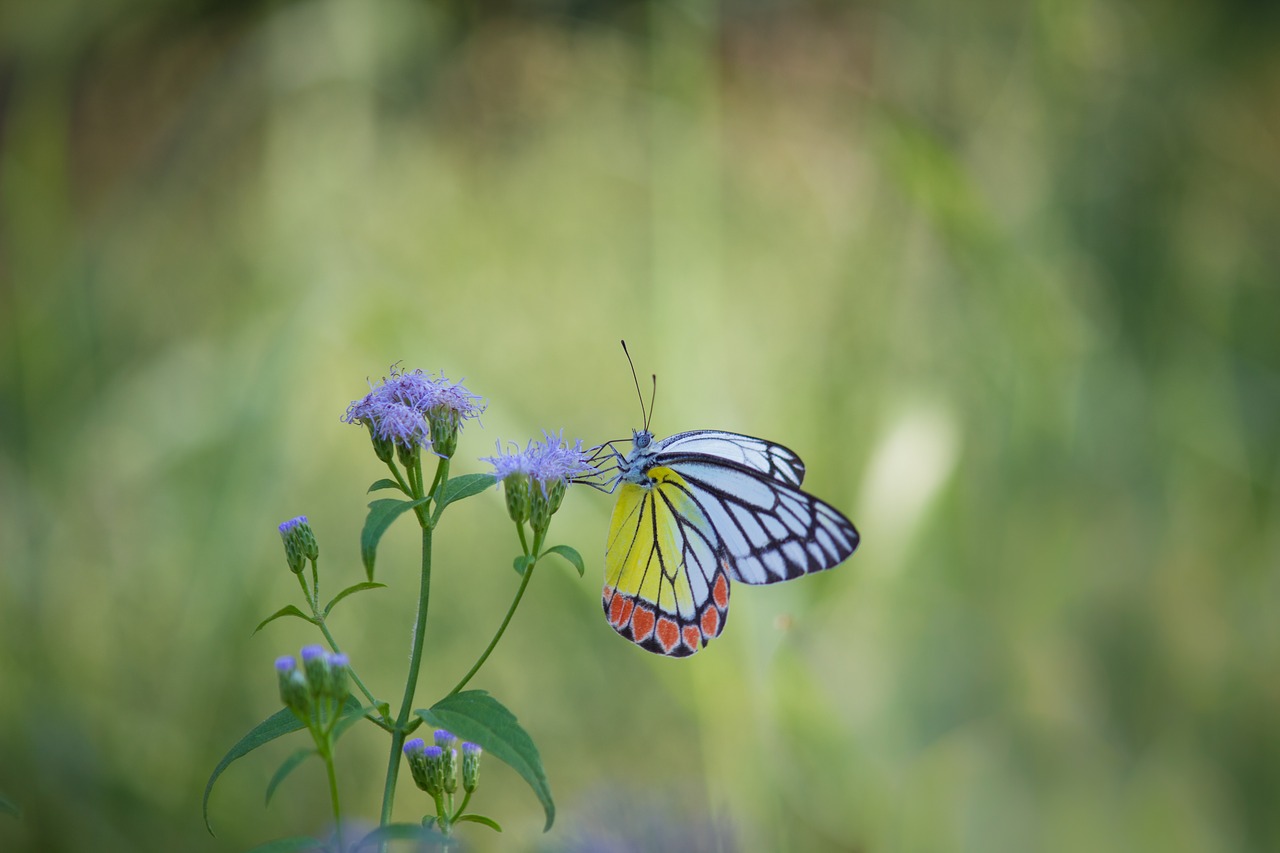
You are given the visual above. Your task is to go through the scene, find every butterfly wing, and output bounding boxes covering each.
[603,465,731,657]
[654,454,859,585]
[655,430,806,486]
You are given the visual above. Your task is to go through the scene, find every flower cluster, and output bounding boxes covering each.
[403,730,483,795]
[342,365,485,462]
[275,645,350,721]
[484,430,595,533]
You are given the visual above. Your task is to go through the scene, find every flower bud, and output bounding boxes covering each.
[325,653,350,701]
[502,473,531,526]
[278,517,312,574]
[423,745,446,797]
[461,742,482,793]
[404,738,431,792]
[301,645,329,697]
[442,747,458,795]
[276,657,310,717]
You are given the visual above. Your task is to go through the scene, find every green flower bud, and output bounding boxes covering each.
[278,517,313,574]
[403,739,431,792]
[502,473,531,526]
[424,745,446,798]
[461,742,482,793]
[275,657,311,717]
[442,747,458,795]
[301,645,330,698]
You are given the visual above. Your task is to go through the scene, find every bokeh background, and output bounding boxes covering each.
[2,0,1279,850]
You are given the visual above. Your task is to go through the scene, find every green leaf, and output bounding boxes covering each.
[264,748,316,807]
[512,555,534,576]
[204,696,360,835]
[455,814,503,832]
[417,691,555,831]
[361,497,429,581]
[0,793,19,818]
[542,544,585,578]
[252,605,317,635]
[352,823,443,851]
[368,478,406,494]
[244,837,323,853]
[433,473,495,512]
[323,582,387,617]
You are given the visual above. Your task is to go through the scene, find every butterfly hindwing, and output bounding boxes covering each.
[603,466,730,657]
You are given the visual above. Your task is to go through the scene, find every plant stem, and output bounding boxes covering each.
[378,523,434,829]
[322,744,343,853]
[315,620,382,720]
[446,532,542,697]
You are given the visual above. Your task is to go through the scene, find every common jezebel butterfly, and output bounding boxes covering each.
[586,345,860,657]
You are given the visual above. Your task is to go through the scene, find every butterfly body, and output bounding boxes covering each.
[600,428,859,656]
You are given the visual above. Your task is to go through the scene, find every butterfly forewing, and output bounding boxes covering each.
[662,457,859,585]
[656,430,806,487]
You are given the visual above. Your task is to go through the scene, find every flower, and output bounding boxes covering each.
[343,365,485,461]
[461,742,482,793]
[485,430,595,531]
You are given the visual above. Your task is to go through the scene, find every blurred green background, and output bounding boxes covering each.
[2,0,1278,850]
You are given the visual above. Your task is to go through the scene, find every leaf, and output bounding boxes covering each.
[367,478,406,494]
[433,473,495,512]
[323,582,387,617]
[244,837,324,853]
[264,748,316,807]
[361,497,429,581]
[417,691,555,831]
[455,814,503,832]
[512,555,534,576]
[204,696,360,835]
[542,544,585,578]
[352,823,445,851]
[252,605,317,635]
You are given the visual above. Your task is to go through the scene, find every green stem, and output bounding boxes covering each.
[322,744,343,852]
[295,572,316,612]
[379,523,434,828]
[448,545,537,696]
[315,620,383,722]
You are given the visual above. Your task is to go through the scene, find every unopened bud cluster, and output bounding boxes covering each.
[275,645,350,721]
[404,729,483,805]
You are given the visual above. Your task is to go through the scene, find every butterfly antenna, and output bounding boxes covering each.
[647,373,657,432]
[621,340,649,429]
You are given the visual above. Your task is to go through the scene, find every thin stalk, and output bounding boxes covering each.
[315,620,383,722]
[378,524,434,828]
[446,529,544,697]
[322,745,344,853]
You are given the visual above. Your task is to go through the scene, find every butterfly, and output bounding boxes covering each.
[586,347,860,657]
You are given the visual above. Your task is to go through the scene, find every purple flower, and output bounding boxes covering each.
[433,729,455,749]
[484,430,595,493]
[274,656,296,673]
[403,737,426,756]
[344,365,485,458]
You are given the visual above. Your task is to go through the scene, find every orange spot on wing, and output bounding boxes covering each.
[700,606,720,638]
[713,573,730,609]
[630,606,656,642]
[614,597,635,629]
[682,625,701,651]
[655,617,680,653]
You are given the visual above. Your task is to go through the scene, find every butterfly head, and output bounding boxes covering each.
[632,428,654,451]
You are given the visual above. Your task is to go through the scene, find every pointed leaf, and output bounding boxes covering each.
[417,691,555,831]
[542,544,585,578]
[264,748,316,807]
[252,605,317,635]
[204,696,360,835]
[455,814,503,832]
[244,837,323,853]
[433,473,495,513]
[323,582,387,617]
[352,823,445,851]
[512,555,533,576]
[361,497,429,580]
[368,478,407,494]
